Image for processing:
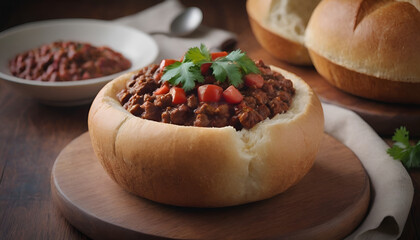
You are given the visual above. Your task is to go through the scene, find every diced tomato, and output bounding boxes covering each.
[159,59,177,71]
[197,84,223,102]
[154,83,170,95]
[223,86,243,104]
[154,71,163,82]
[200,63,212,75]
[169,87,187,104]
[211,51,228,61]
[244,73,264,88]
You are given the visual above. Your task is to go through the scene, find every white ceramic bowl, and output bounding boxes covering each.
[0,19,159,106]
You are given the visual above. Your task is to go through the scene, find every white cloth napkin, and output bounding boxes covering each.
[323,103,414,240]
[113,1,414,239]
[115,0,237,62]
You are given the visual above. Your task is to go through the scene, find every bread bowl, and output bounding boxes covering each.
[305,0,420,104]
[88,51,324,207]
[246,0,321,65]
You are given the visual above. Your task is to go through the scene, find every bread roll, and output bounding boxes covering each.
[88,66,324,207]
[305,0,420,104]
[247,0,321,65]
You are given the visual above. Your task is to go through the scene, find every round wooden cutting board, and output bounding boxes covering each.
[51,132,370,240]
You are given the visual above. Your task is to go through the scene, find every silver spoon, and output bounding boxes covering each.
[150,7,203,37]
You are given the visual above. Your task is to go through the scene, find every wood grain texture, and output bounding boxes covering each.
[51,132,369,240]
[0,0,419,239]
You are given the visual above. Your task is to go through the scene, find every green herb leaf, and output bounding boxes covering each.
[224,49,260,75]
[392,126,410,147]
[387,126,420,169]
[211,61,242,86]
[210,49,260,87]
[161,61,203,91]
[184,44,211,64]
[161,44,260,91]
[406,144,420,168]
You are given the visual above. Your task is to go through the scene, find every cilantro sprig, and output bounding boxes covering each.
[387,126,420,169]
[163,61,203,91]
[161,44,259,91]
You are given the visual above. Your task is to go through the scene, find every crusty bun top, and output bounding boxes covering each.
[88,66,324,207]
[305,0,420,83]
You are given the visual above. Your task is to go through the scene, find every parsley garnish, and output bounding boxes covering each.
[161,44,259,91]
[163,61,203,91]
[387,126,420,169]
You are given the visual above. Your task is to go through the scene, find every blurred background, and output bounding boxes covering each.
[0,0,248,32]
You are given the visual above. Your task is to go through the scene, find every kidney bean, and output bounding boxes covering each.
[9,41,131,82]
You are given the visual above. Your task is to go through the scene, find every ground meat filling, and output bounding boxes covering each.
[117,60,295,130]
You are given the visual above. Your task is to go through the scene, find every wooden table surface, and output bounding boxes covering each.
[0,0,418,239]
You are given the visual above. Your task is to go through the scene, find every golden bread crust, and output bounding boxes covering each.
[306,0,420,82]
[309,50,420,104]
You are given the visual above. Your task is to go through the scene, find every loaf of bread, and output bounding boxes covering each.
[247,0,321,65]
[305,0,420,104]
[88,66,324,207]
